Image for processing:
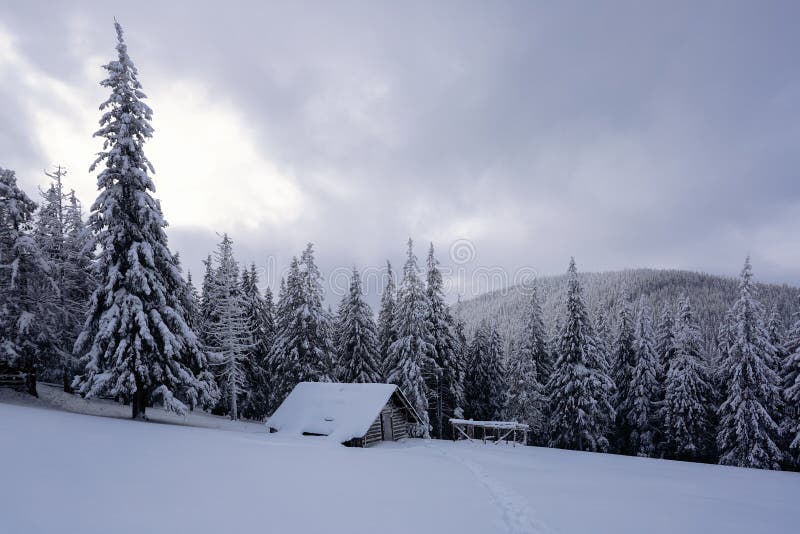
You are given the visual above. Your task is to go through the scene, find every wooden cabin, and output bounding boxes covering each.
[0,360,28,391]
[266,382,421,447]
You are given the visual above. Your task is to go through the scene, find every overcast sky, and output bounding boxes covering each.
[1,1,798,303]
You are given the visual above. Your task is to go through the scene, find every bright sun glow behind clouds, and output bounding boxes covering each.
[146,80,305,232]
[0,25,304,234]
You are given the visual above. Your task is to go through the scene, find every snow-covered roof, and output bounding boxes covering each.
[267,382,416,442]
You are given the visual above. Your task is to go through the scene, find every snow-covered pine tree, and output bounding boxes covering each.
[31,168,68,384]
[766,305,784,374]
[73,23,217,418]
[62,190,96,386]
[183,271,201,330]
[464,321,507,421]
[660,296,713,461]
[0,167,51,395]
[547,258,615,452]
[452,311,468,420]
[612,293,637,453]
[711,310,736,406]
[198,254,216,344]
[654,304,676,378]
[520,281,552,382]
[425,243,463,439]
[377,260,397,380]
[782,300,800,466]
[624,295,660,457]
[263,285,276,350]
[506,282,549,443]
[716,258,782,470]
[238,263,271,420]
[335,268,381,383]
[34,167,97,390]
[386,239,434,438]
[269,244,335,407]
[465,320,489,419]
[592,306,612,376]
[205,235,250,420]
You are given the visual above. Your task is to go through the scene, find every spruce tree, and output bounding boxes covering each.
[506,282,549,442]
[34,167,97,390]
[592,307,612,375]
[386,239,434,438]
[464,321,506,421]
[452,313,468,419]
[425,243,463,439]
[717,258,782,470]
[263,285,276,350]
[183,271,201,330]
[239,263,271,420]
[0,167,50,395]
[206,235,251,420]
[269,244,335,406]
[73,23,217,418]
[766,306,784,374]
[335,268,381,383]
[654,304,676,379]
[377,260,397,379]
[782,300,800,465]
[547,258,615,452]
[625,296,660,456]
[611,294,637,453]
[660,296,713,460]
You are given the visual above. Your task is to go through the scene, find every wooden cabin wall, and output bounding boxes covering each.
[363,416,383,447]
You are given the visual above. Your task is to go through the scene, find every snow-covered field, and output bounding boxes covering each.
[1,386,798,534]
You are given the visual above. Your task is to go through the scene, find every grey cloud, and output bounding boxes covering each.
[1,0,798,304]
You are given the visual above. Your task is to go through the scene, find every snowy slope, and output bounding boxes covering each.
[1,391,798,534]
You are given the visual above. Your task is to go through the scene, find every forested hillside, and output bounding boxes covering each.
[454,268,800,354]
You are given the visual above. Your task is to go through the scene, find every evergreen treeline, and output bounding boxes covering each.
[2,21,800,473]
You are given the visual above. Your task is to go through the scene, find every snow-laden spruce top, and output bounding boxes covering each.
[267,382,404,442]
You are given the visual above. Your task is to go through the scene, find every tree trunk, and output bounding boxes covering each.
[230,366,238,421]
[26,370,38,397]
[132,379,147,420]
[62,364,73,394]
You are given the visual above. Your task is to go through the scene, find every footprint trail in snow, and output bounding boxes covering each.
[427,442,554,534]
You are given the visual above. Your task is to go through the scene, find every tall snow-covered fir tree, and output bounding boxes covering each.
[464,321,507,421]
[198,254,216,344]
[611,294,637,453]
[716,258,782,470]
[183,271,201,330]
[623,295,660,457]
[386,239,434,438]
[238,263,272,420]
[73,23,218,418]
[654,304,676,377]
[592,306,612,376]
[453,309,469,416]
[782,300,800,466]
[377,260,397,379]
[33,167,96,391]
[660,296,713,461]
[263,285,276,350]
[506,282,549,443]
[547,258,615,452]
[0,167,50,395]
[269,244,335,407]
[335,268,381,384]
[425,243,463,439]
[206,235,251,420]
[766,305,784,374]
